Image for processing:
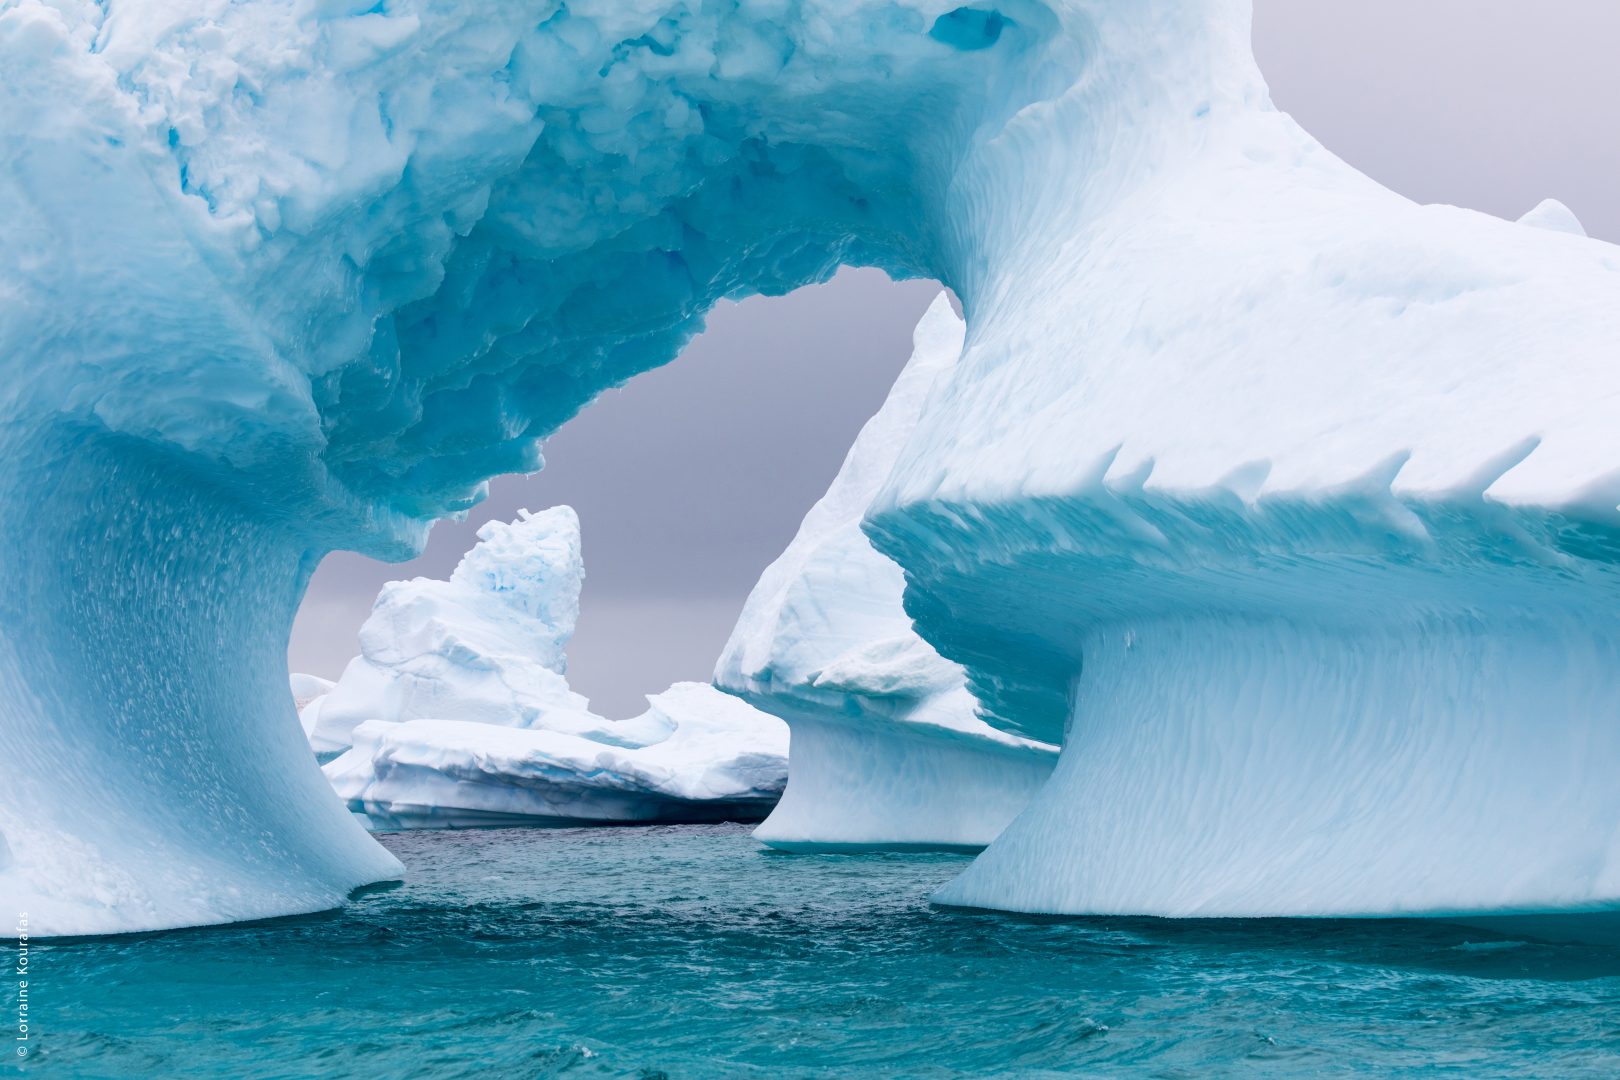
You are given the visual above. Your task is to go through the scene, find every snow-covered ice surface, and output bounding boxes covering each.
[1517,198,1587,237]
[718,294,1056,850]
[290,672,336,747]
[328,684,787,829]
[3,0,1618,935]
[309,507,591,756]
[310,506,786,828]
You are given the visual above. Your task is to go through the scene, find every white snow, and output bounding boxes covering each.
[718,294,1056,850]
[327,683,787,829]
[1517,197,1587,237]
[289,672,335,708]
[309,506,787,827]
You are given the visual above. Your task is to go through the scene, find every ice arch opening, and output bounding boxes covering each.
[291,271,944,720]
[0,0,1122,933]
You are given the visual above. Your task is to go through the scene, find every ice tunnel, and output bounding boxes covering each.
[2,0,1620,935]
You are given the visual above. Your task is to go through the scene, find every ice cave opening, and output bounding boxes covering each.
[4,0,1094,932]
[289,269,943,721]
[286,271,1059,838]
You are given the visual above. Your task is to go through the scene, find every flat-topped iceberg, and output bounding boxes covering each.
[718,294,1056,850]
[328,683,786,829]
[307,506,787,827]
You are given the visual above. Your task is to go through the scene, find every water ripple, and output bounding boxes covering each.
[11,824,1620,1077]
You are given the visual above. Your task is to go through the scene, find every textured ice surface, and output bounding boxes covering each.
[310,506,590,756]
[3,0,1619,934]
[310,506,786,825]
[718,294,1055,850]
[328,683,786,829]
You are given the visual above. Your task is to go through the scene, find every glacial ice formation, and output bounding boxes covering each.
[309,505,787,826]
[718,294,1056,850]
[327,683,787,829]
[309,506,589,756]
[1517,198,1587,237]
[3,0,1619,935]
[290,672,337,748]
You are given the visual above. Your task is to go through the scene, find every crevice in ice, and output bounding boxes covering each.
[930,8,1010,52]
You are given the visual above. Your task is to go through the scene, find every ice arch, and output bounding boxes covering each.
[3,0,1619,935]
[0,0,1094,933]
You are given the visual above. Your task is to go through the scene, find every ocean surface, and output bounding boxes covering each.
[9,823,1620,1078]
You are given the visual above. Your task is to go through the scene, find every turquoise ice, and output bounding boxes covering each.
[1,0,1618,934]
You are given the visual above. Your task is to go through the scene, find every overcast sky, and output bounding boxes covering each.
[290,0,1620,717]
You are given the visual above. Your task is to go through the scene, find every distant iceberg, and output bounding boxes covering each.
[1516,198,1587,237]
[305,507,787,828]
[290,672,337,750]
[308,507,593,757]
[328,683,786,829]
[718,294,1056,851]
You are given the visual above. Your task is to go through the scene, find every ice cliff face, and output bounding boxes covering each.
[306,506,787,826]
[718,294,1056,850]
[868,172,1620,920]
[3,0,1618,935]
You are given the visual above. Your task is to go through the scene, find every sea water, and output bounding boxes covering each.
[8,824,1620,1077]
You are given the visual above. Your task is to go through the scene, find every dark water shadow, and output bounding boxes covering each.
[931,903,1620,981]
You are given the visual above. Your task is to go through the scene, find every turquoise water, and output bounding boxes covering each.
[9,824,1620,1078]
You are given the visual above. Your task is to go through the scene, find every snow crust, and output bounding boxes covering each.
[310,506,590,755]
[4,0,1619,934]
[311,506,787,826]
[1517,198,1587,237]
[718,294,1055,849]
[328,683,786,829]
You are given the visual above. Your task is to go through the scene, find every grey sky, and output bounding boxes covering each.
[290,1,1619,717]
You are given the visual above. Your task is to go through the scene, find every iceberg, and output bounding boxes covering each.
[289,673,336,749]
[3,0,1618,935]
[309,506,592,757]
[310,504,787,827]
[718,294,1057,850]
[327,683,787,829]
